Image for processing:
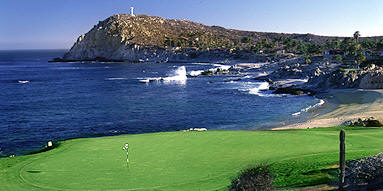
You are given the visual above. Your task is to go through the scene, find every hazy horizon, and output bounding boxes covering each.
[1,0,383,50]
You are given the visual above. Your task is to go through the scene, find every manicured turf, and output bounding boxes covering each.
[1,127,383,190]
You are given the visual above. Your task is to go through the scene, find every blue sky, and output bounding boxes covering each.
[1,0,383,50]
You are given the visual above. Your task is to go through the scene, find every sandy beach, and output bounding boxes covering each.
[273,89,383,130]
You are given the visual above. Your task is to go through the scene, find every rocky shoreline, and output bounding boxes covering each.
[345,153,383,190]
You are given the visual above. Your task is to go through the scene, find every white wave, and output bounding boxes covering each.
[162,66,187,82]
[254,71,269,77]
[106,78,127,80]
[139,77,161,83]
[139,79,150,83]
[189,70,204,77]
[236,81,286,97]
[237,82,270,97]
[292,112,301,116]
[189,63,232,76]
[18,80,29,84]
[139,66,187,84]
[53,67,81,70]
[214,64,231,70]
[292,99,325,116]
[191,62,215,66]
[202,64,232,74]
[247,82,270,96]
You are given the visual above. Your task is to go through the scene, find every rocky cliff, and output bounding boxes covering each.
[63,14,347,62]
[305,64,383,90]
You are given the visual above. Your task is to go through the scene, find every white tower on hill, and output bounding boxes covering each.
[130,7,135,16]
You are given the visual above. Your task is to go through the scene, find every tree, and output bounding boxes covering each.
[360,39,376,50]
[340,37,353,55]
[241,36,251,43]
[353,31,361,43]
[333,38,341,49]
[355,52,366,64]
[304,54,311,64]
[334,54,343,63]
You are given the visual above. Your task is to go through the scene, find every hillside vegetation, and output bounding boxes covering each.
[62,14,383,62]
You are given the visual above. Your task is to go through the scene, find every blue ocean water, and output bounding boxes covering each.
[0,50,320,156]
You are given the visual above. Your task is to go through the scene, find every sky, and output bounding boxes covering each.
[1,0,383,50]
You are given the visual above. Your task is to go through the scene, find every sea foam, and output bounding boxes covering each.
[188,64,232,77]
[235,81,276,97]
[140,66,187,84]
[18,80,29,84]
[248,82,270,96]
[292,99,325,116]
[189,70,204,77]
[162,66,187,82]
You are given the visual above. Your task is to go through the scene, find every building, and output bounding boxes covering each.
[130,7,135,16]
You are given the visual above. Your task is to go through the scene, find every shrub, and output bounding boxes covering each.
[334,54,343,63]
[345,117,383,127]
[229,164,274,191]
[241,37,251,44]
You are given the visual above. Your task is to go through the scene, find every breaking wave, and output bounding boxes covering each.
[236,81,280,97]
[139,66,187,84]
[247,82,270,96]
[188,64,232,77]
[18,80,29,84]
[106,78,127,80]
[189,70,204,77]
[292,99,325,116]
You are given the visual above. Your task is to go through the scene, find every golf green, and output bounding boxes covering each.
[1,127,383,190]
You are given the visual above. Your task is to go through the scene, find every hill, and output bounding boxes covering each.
[62,14,382,62]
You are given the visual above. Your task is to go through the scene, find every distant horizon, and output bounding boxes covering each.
[1,0,383,50]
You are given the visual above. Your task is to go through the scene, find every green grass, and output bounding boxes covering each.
[1,127,383,190]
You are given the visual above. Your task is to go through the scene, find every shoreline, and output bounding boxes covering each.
[273,89,383,130]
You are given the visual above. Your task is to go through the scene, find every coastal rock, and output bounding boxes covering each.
[360,71,383,89]
[306,65,383,90]
[272,87,313,96]
[343,117,383,127]
[345,153,383,190]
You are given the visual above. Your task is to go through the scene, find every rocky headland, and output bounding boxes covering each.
[59,14,354,63]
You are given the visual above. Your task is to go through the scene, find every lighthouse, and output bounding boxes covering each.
[130,7,135,16]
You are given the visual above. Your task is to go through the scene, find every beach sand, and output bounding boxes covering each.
[273,89,383,130]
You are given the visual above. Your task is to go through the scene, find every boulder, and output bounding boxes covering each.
[345,153,383,190]
[273,87,314,96]
[360,71,383,89]
[343,117,383,127]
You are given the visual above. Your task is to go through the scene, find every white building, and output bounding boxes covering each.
[130,7,135,16]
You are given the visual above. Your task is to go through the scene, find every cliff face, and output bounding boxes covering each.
[64,15,172,61]
[62,14,356,62]
[65,14,253,62]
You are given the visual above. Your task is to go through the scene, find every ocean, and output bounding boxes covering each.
[0,50,322,156]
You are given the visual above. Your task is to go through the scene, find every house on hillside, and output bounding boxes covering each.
[322,49,344,56]
[276,49,285,55]
[322,49,330,56]
[330,49,344,55]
